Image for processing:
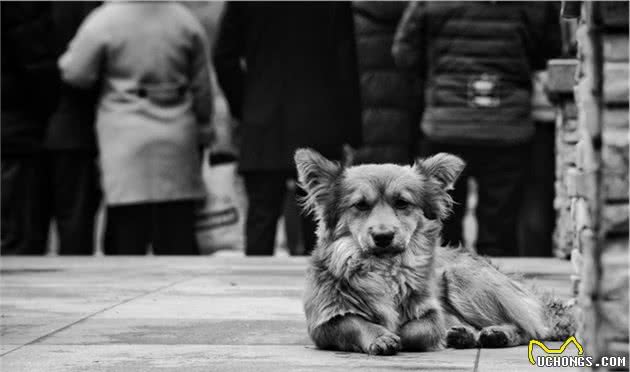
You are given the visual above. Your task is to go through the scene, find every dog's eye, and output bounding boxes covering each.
[394,199,411,210]
[354,200,370,211]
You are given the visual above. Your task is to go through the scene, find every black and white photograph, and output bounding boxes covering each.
[0,1,628,371]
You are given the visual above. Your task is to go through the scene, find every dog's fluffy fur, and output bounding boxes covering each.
[295,148,575,355]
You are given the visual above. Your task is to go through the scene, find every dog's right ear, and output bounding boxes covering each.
[294,148,342,215]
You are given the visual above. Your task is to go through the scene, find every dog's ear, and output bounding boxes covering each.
[413,153,465,220]
[295,148,342,215]
[413,153,465,190]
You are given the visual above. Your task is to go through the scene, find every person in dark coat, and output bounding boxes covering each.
[1,2,102,255]
[352,1,421,165]
[393,2,561,256]
[213,1,362,256]
[1,2,59,254]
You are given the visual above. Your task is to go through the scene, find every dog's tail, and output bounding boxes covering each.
[540,293,578,341]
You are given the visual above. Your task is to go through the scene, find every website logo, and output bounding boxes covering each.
[528,336,583,365]
[528,336,627,368]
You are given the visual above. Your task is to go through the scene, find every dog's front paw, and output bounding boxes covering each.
[367,333,401,355]
[446,326,477,349]
[478,326,509,348]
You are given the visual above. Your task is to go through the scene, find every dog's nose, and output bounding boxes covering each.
[372,232,394,248]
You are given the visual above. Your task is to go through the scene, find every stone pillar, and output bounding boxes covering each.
[548,58,579,259]
[552,2,629,369]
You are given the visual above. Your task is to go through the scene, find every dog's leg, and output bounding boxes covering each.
[399,309,446,351]
[478,324,525,348]
[444,314,479,349]
[446,325,478,349]
[311,314,401,355]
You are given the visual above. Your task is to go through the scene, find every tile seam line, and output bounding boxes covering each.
[473,348,481,372]
[0,275,201,358]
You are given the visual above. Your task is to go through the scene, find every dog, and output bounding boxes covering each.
[294,148,575,355]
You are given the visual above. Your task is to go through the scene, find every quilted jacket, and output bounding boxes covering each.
[393,2,561,145]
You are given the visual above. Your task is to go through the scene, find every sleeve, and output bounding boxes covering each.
[190,23,214,127]
[211,2,245,121]
[392,2,426,76]
[531,3,562,71]
[57,7,107,89]
[51,2,101,55]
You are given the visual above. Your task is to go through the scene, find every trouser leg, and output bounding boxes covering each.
[475,145,530,256]
[151,200,200,255]
[50,151,101,255]
[517,123,555,256]
[243,172,287,256]
[103,204,150,255]
[284,182,304,255]
[293,183,318,255]
[1,154,50,255]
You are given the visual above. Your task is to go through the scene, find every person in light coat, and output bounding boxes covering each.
[59,2,213,255]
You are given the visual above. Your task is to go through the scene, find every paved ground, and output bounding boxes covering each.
[0,255,578,371]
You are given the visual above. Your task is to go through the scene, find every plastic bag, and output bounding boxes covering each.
[196,150,246,254]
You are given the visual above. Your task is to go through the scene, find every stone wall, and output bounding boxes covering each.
[550,2,628,369]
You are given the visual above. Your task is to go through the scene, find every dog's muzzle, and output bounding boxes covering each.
[368,232,404,256]
[372,232,394,248]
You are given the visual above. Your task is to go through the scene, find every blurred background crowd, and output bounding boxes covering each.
[1,1,572,257]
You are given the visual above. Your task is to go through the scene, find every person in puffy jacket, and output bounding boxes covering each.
[59,2,214,255]
[352,1,422,165]
[393,2,561,256]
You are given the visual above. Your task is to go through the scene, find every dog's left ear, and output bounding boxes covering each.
[295,148,342,215]
[413,153,465,190]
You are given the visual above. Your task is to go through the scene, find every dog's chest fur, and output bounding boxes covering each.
[326,242,436,331]
[356,257,427,304]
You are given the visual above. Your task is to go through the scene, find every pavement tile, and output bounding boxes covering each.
[169,275,305,293]
[0,257,575,371]
[0,264,196,347]
[0,344,19,354]
[1,315,82,345]
[92,294,303,320]
[476,342,581,372]
[0,345,478,372]
[40,319,311,345]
